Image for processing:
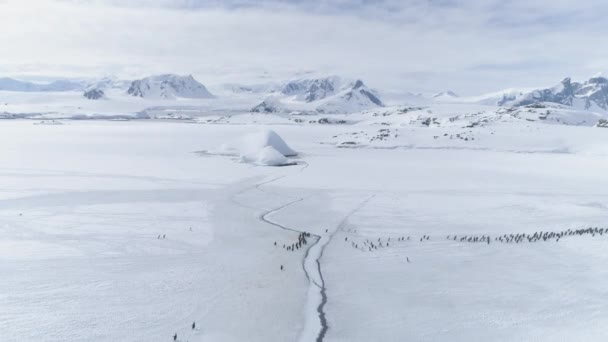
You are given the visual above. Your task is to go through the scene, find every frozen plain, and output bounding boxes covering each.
[1,116,608,342]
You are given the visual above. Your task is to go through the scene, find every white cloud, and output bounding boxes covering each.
[0,0,607,94]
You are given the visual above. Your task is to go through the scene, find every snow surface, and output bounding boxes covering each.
[2,97,608,342]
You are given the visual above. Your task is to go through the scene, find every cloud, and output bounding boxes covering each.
[0,0,606,94]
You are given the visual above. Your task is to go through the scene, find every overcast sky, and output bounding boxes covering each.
[0,0,606,95]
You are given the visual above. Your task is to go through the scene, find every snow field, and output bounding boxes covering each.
[1,118,608,341]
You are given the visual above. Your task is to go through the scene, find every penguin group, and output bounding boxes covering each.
[276,232,311,252]
[347,236,411,252]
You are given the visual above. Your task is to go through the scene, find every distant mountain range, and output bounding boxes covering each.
[0,78,84,92]
[5,73,608,115]
[498,76,608,110]
[416,75,608,112]
[0,75,216,101]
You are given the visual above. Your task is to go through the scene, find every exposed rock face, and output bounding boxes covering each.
[596,119,608,128]
[281,77,341,102]
[251,97,284,113]
[83,88,105,100]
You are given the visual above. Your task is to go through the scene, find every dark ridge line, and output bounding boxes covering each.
[312,195,375,342]
[315,257,329,342]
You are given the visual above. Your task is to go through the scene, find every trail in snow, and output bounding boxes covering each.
[230,160,372,342]
[258,193,327,342]
[252,162,329,341]
[230,161,328,341]
[256,164,373,342]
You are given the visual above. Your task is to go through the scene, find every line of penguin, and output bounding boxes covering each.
[345,235,420,252]
[342,226,608,253]
[450,227,608,244]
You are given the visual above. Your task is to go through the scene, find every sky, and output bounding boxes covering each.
[0,0,607,95]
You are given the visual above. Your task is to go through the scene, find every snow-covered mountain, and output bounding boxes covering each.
[316,80,384,113]
[501,76,608,110]
[127,74,214,99]
[0,77,83,92]
[251,77,384,114]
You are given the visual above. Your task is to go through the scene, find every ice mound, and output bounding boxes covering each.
[240,146,290,166]
[240,130,297,157]
[237,130,297,166]
[204,129,298,167]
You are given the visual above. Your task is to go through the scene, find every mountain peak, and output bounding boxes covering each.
[433,90,459,98]
[316,79,384,113]
[352,80,365,90]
